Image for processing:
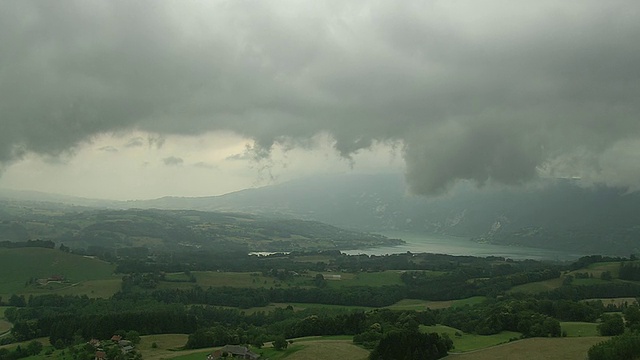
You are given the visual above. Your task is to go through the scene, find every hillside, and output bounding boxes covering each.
[0,247,117,297]
[4,174,640,255]
[125,174,640,256]
[0,203,401,253]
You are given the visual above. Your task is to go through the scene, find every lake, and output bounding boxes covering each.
[341,231,585,261]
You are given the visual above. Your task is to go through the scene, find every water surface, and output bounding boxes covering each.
[342,231,583,261]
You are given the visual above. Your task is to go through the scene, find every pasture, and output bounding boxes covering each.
[145,335,369,360]
[158,269,406,291]
[560,322,599,337]
[585,262,621,277]
[275,339,368,360]
[388,296,486,311]
[509,277,564,294]
[420,325,520,352]
[137,334,192,360]
[443,336,606,360]
[583,297,638,308]
[0,248,117,298]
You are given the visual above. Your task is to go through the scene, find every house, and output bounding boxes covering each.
[49,274,65,282]
[95,351,107,360]
[207,345,260,360]
[89,338,101,347]
[111,334,122,342]
[118,339,131,347]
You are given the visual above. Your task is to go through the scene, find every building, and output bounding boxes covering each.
[207,345,260,360]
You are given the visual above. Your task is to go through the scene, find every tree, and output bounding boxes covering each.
[313,274,327,288]
[273,336,288,350]
[369,330,452,360]
[588,332,640,360]
[126,330,141,345]
[8,294,26,307]
[597,314,624,336]
[623,305,640,331]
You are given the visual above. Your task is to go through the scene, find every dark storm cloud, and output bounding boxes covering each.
[1,0,640,193]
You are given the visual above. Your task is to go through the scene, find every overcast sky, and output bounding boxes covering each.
[1,1,639,200]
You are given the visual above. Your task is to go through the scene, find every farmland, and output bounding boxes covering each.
[421,325,520,353]
[443,336,606,360]
[0,248,118,298]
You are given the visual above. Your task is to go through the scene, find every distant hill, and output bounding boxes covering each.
[126,174,640,256]
[4,174,640,255]
[0,202,401,253]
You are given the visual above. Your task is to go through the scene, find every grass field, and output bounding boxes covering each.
[0,248,117,298]
[585,262,620,277]
[136,334,192,360]
[158,270,406,291]
[388,296,487,311]
[321,270,405,288]
[561,322,599,337]
[583,297,638,307]
[277,340,368,360]
[443,336,606,360]
[146,335,368,360]
[509,277,564,294]
[0,319,11,334]
[420,325,520,352]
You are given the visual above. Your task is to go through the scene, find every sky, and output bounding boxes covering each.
[1,1,639,200]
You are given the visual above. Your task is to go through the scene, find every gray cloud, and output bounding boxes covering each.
[98,146,118,153]
[162,156,184,166]
[125,137,144,148]
[1,1,640,194]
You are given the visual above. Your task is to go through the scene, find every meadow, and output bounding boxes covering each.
[386,296,486,311]
[443,336,606,360]
[560,322,599,337]
[509,261,632,294]
[156,269,408,291]
[160,336,369,360]
[0,248,118,298]
[420,325,520,352]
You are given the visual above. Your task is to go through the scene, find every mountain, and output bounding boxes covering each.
[126,174,640,256]
[4,173,640,255]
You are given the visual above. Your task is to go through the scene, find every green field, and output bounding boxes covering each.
[561,322,599,337]
[583,297,638,307]
[323,271,405,288]
[0,248,118,298]
[420,325,520,353]
[509,277,564,294]
[388,296,486,311]
[143,335,367,360]
[443,336,606,360]
[510,260,640,295]
[136,334,192,360]
[585,262,621,277]
[157,269,406,291]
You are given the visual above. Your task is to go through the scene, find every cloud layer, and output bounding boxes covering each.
[1,1,640,194]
